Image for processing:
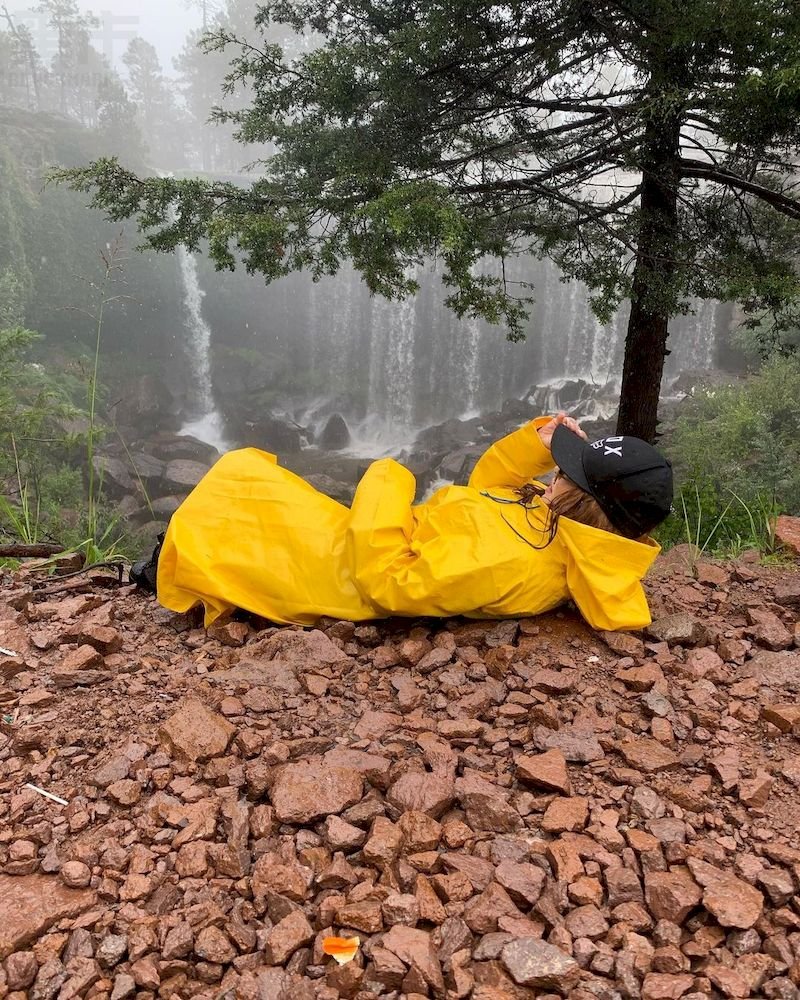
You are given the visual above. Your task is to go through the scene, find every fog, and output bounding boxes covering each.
[7,0,198,72]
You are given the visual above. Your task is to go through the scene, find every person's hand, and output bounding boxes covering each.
[537,412,588,451]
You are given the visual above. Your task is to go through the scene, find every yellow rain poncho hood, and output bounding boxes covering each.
[157,416,661,631]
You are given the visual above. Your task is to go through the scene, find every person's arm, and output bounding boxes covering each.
[468,412,586,491]
[347,458,513,615]
[467,417,554,491]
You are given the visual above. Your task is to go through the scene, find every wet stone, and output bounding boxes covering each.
[514,749,571,795]
[271,762,363,823]
[501,937,581,992]
[158,698,235,761]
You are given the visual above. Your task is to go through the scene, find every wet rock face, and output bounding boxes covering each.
[0,556,800,998]
[239,415,305,453]
[162,459,209,492]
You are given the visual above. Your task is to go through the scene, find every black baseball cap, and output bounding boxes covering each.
[550,425,674,538]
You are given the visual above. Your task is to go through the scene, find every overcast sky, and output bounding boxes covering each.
[8,0,203,74]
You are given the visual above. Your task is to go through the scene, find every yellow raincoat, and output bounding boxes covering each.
[157,416,660,631]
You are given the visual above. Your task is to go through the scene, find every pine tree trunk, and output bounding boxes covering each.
[616,116,682,442]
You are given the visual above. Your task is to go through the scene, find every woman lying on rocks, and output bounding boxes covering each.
[150,412,673,632]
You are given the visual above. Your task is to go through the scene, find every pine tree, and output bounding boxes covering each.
[123,38,188,168]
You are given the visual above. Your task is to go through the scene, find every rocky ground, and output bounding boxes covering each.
[1,548,799,1000]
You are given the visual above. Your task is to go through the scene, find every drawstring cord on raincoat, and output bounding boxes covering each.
[479,487,557,550]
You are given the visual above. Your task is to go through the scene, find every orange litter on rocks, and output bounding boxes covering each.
[322,936,360,965]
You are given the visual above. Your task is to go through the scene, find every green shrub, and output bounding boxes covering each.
[659,356,800,556]
[654,482,779,558]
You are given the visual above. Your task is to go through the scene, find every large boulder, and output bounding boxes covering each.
[111,374,176,435]
[436,446,483,485]
[319,413,351,450]
[91,455,136,498]
[149,496,183,518]
[238,416,305,453]
[162,459,210,492]
[127,453,166,488]
[414,417,482,453]
[147,433,220,465]
[305,474,355,505]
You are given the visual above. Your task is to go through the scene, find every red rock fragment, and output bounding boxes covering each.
[454,774,522,833]
[387,771,455,819]
[641,972,695,999]
[381,924,445,996]
[500,937,580,992]
[686,858,764,929]
[271,762,363,824]
[775,514,800,556]
[263,910,314,965]
[462,882,521,934]
[761,704,800,734]
[601,631,646,657]
[541,796,589,833]
[618,738,680,773]
[158,698,235,761]
[739,771,774,809]
[644,871,702,924]
[494,861,546,907]
[514,749,571,795]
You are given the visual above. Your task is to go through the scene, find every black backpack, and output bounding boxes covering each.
[130,531,165,593]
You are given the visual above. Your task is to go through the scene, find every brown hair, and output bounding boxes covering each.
[547,476,620,534]
[512,473,623,549]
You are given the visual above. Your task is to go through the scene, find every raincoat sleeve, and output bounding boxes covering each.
[468,416,556,491]
[559,524,660,631]
[347,458,509,616]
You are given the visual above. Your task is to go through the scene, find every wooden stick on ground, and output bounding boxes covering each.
[0,543,65,558]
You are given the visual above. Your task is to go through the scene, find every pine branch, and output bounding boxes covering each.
[679,158,800,221]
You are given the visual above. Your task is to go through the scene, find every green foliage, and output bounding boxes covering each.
[734,313,800,360]
[49,0,800,439]
[0,325,81,545]
[657,356,800,556]
[0,267,28,328]
[0,325,77,455]
[0,447,42,544]
[654,481,780,558]
[0,241,134,562]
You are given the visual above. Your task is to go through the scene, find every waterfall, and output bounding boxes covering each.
[156,169,228,452]
[195,247,730,452]
[175,244,227,452]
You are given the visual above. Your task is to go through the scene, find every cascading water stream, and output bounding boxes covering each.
[174,242,228,452]
[157,169,228,453]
